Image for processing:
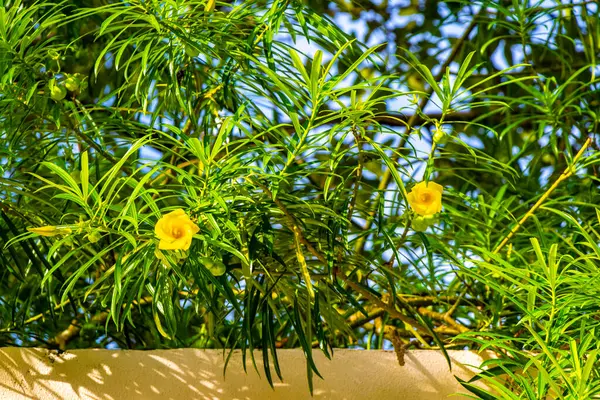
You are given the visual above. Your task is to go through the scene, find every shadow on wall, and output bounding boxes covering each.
[0,348,491,400]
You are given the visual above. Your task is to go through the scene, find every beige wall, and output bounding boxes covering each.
[0,348,490,399]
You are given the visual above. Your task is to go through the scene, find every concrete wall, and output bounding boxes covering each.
[0,348,491,399]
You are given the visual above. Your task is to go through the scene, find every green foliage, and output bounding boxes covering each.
[1,0,600,396]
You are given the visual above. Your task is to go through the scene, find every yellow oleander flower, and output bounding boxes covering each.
[155,209,199,251]
[27,226,60,237]
[407,181,443,216]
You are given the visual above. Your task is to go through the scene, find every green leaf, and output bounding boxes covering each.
[80,151,89,200]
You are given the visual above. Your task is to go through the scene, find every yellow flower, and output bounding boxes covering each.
[407,181,443,216]
[27,226,60,237]
[154,209,199,250]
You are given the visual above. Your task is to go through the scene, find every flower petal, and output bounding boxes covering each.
[426,181,443,194]
[165,208,186,218]
[154,218,168,238]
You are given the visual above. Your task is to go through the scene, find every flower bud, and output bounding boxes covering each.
[86,230,103,243]
[65,76,80,92]
[432,129,448,144]
[541,154,554,165]
[28,225,72,237]
[50,84,67,101]
[201,257,226,276]
[411,215,436,232]
[28,226,60,237]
